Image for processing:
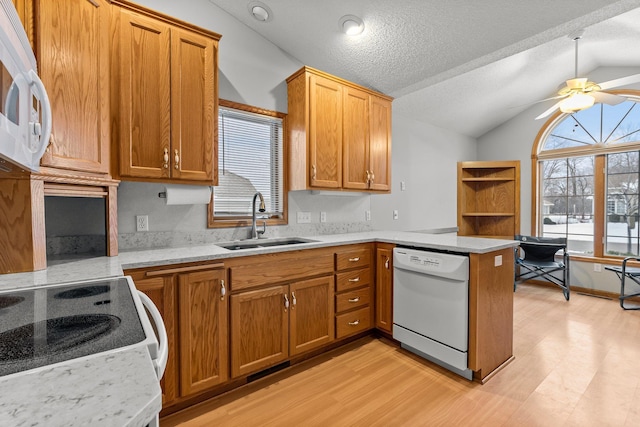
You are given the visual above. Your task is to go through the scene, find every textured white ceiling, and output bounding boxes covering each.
[209,0,640,137]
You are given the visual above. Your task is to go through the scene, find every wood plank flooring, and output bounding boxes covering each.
[162,284,640,426]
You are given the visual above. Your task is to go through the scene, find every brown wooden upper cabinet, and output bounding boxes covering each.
[287,66,392,192]
[16,0,111,175]
[111,1,220,185]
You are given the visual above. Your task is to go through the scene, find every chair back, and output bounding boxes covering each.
[515,235,567,263]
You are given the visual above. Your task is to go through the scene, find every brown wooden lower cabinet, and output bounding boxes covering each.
[230,275,335,378]
[375,243,394,333]
[126,263,228,407]
[178,269,228,395]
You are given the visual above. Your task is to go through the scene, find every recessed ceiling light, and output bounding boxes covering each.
[339,15,365,36]
[248,1,273,22]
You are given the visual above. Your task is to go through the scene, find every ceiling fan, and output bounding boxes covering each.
[535,31,640,120]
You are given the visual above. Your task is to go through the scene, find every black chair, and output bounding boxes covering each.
[604,257,640,310]
[514,235,570,300]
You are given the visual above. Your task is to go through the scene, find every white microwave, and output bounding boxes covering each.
[0,0,51,172]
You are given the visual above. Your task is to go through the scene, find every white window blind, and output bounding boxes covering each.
[214,106,284,218]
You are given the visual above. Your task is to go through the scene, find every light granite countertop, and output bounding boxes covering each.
[0,346,162,427]
[0,231,518,290]
[0,230,516,426]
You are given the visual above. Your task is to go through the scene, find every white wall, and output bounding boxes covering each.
[477,66,640,294]
[371,112,477,231]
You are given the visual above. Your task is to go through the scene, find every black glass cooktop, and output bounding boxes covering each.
[0,278,146,377]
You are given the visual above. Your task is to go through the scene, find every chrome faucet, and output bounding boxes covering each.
[250,192,266,239]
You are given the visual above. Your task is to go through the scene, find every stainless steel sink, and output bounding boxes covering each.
[217,237,318,251]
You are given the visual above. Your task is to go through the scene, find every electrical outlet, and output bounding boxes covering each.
[495,255,503,267]
[365,210,371,221]
[400,181,406,191]
[320,212,327,223]
[136,215,149,232]
[297,211,311,224]
[393,210,399,220]
[594,263,602,272]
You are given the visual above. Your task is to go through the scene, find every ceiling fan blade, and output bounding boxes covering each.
[511,94,566,109]
[591,91,627,105]
[535,99,564,120]
[598,73,640,90]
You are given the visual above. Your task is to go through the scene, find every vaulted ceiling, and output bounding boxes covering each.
[209,0,640,138]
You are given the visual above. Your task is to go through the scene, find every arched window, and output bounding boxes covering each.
[533,91,640,258]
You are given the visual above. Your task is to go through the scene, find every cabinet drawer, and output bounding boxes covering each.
[335,247,371,271]
[335,287,370,313]
[229,250,333,291]
[336,268,370,292]
[336,307,371,338]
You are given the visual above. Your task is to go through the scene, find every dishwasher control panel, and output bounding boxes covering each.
[409,254,442,268]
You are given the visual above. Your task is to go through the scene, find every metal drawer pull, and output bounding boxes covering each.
[348,297,360,303]
[284,294,289,310]
[220,279,226,300]
[174,149,180,169]
[348,277,360,282]
[348,257,360,262]
[348,320,360,326]
[385,257,390,269]
[292,291,297,308]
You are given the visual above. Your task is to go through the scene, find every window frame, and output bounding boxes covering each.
[207,99,288,229]
[532,90,640,262]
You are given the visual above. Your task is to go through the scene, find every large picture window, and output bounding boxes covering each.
[208,100,287,228]
[535,93,640,258]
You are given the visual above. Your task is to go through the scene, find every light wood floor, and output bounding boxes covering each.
[162,284,640,426]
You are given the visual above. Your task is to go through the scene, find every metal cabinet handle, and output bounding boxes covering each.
[348,319,360,326]
[312,164,317,180]
[220,279,226,300]
[174,149,180,169]
[291,291,297,309]
[348,296,360,303]
[162,148,169,169]
[370,171,375,182]
[284,294,289,311]
[348,257,360,262]
[348,277,360,282]
[385,256,390,269]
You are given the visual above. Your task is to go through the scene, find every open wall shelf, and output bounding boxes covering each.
[457,161,520,239]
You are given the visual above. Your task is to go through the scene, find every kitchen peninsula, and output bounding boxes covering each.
[0,231,517,421]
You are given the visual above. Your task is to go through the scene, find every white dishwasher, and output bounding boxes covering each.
[393,247,472,380]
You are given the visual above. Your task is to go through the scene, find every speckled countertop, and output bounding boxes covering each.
[0,346,161,427]
[0,231,518,290]
[0,230,517,426]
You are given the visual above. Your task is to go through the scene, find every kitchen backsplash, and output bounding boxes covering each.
[46,181,374,255]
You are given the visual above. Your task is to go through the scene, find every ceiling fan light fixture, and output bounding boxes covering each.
[559,93,595,114]
[339,15,364,36]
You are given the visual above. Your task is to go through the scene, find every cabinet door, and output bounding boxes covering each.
[178,269,228,396]
[368,96,392,191]
[342,87,370,190]
[170,28,217,183]
[230,285,289,378]
[290,276,334,356]
[309,74,342,188]
[118,9,171,179]
[37,0,110,174]
[375,245,394,333]
[135,275,178,406]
